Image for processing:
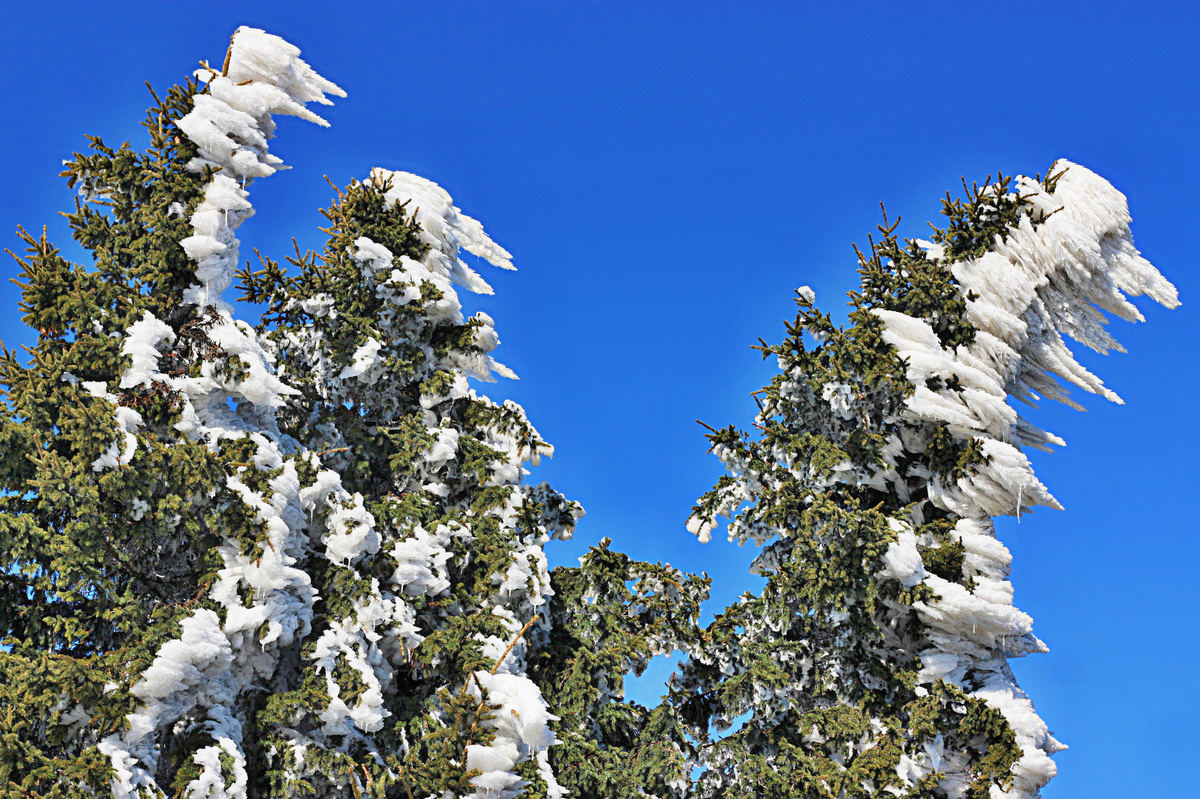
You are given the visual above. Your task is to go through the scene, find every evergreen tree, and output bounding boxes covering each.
[534,541,708,799]
[681,166,1178,798]
[0,27,705,799]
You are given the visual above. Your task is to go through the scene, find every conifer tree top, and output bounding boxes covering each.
[682,161,1177,799]
[0,26,627,799]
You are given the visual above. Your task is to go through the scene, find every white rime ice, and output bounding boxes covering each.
[264,165,572,797]
[466,671,566,799]
[177,26,344,309]
[686,161,1176,798]
[96,28,364,799]
[872,162,1178,796]
[96,29,573,799]
[375,168,517,296]
[81,379,143,471]
[90,26,344,481]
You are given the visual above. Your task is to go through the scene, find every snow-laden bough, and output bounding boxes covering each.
[686,162,1177,798]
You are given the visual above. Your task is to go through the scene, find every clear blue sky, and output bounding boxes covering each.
[2,3,1196,796]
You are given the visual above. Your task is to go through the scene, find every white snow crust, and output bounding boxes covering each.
[95,29,368,799]
[686,161,1176,799]
[176,26,344,308]
[869,162,1176,797]
[96,29,575,798]
[465,671,566,799]
[369,168,515,296]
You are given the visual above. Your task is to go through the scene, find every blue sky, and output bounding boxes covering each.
[1,2,1196,796]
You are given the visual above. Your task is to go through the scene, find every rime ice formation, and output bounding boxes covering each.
[92,29,575,799]
[871,162,1178,796]
[177,26,344,309]
[375,168,517,296]
[80,379,142,471]
[262,165,573,797]
[94,29,365,799]
[686,161,1177,798]
[466,671,566,799]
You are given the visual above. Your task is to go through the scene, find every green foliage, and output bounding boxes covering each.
[679,172,1059,797]
[533,540,709,799]
[931,169,1064,263]
[0,32,717,798]
[0,76,243,794]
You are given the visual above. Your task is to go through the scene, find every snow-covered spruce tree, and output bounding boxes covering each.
[681,165,1178,798]
[0,27,367,798]
[237,160,707,797]
[231,156,583,797]
[0,27,706,799]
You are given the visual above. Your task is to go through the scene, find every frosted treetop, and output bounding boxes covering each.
[368,168,516,295]
[176,27,344,308]
[180,26,345,178]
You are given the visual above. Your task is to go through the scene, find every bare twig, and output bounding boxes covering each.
[490,615,541,675]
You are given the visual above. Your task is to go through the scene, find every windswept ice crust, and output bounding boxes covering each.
[685,161,1176,798]
[274,166,567,799]
[274,169,521,414]
[373,167,517,296]
[177,26,345,309]
[96,28,360,799]
[96,29,568,799]
[872,162,1178,796]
